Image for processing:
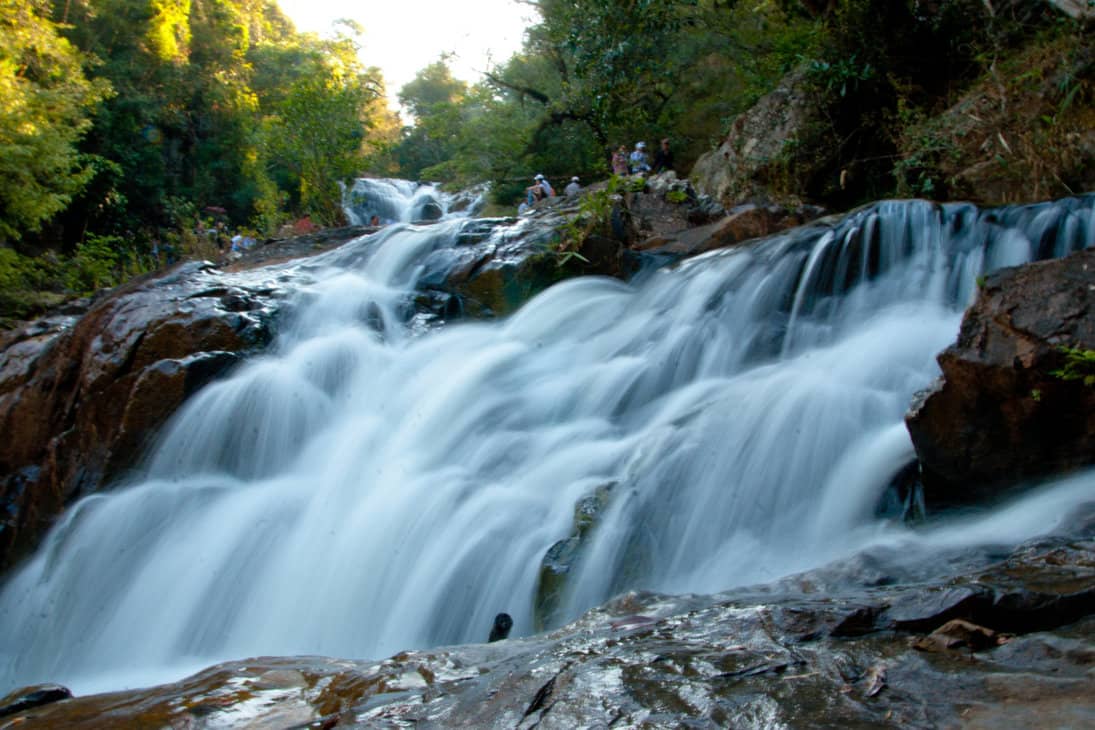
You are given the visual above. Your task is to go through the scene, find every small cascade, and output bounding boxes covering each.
[0,193,1092,695]
[342,178,481,225]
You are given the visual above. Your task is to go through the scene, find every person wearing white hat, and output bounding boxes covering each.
[538,174,555,198]
[564,176,581,197]
[526,174,554,205]
[629,142,651,174]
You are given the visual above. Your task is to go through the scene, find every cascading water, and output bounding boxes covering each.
[342,178,482,225]
[1,192,1093,696]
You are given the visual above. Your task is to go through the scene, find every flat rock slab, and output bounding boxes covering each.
[9,535,1093,729]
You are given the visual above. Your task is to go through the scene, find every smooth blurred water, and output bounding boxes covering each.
[1,193,1092,695]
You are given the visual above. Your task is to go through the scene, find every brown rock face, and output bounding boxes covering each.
[0,262,282,569]
[906,248,1095,506]
[690,67,821,208]
[634,203,826,257]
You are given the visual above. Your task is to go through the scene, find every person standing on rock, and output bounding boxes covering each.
[611,145,629,176]
[653,138,674,174]
[629,142,651,175]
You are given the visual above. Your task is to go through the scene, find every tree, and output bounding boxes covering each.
[0,0,110,245]
[393,60,469,180]
[262,24,389,224]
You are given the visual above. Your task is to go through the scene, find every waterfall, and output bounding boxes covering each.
[341,178,481,225]
[1,193,1092,696]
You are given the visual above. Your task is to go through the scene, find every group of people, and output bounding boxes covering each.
[519,173,584,213]
[612,138,674,176]
[516,137,674,214]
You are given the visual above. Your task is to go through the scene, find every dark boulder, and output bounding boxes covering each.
[415,200,445,221]
[488,613,513,642]
[0,684,72,718]
[906,248,1095,507]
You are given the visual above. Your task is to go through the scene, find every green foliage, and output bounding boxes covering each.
[392,0,819,195]
[802,53,873,98]
[4,0,400,253]
[64,234,125,293]
[0,246,51,291]
[263,29,385,224]
[1052,346,1095,388]
[0,0,112,243]
[894,18,1092,204]
[556,174,622,257]
[395,61,470,180]
[0,246,65,325]
[665,189,689,204]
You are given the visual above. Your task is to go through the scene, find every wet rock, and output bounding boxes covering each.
[0,683,72,718]
[887,586,989,632]
[0,263,289,568]
[829,604,887,637]
[10,537,1094,728]
[447,250,562,319]
[223,225,371,271]
[686,195,726,225]
[534,482,615,630]
[912,618,1005,653]
[635,203,826,257]
[419,213,639,319]
[416,200,445,221]
[906,248,1095,507]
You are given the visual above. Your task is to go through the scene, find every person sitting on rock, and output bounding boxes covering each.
[629,142,651,175]
[564,176,581,197]
[526,174,555,206]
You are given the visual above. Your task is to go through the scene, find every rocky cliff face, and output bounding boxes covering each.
[689,68,821,209]
[907,248,1095,506]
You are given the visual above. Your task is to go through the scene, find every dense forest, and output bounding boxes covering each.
[0,0,1091,322]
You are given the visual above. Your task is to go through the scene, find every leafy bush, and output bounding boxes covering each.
[556,175,623,257]
[64,235,124,294]
[1052,346,1095,387]
[0,247,65,325]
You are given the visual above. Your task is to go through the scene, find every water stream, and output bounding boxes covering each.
[1,185,1093,695]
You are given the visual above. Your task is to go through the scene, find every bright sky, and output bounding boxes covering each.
[275,0,535,111]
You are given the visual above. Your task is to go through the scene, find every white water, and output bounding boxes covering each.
[1,192,1093,695]
[342,178,481,225]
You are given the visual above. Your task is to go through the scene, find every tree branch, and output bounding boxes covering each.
[483,72,552,105]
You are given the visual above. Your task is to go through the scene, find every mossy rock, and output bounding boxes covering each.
[534,482,616,630]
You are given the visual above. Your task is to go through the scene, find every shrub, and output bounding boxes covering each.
[64,235,124,293]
